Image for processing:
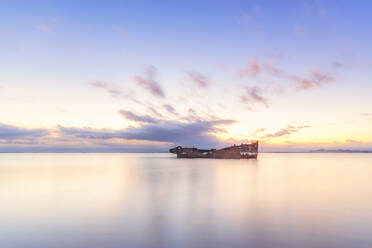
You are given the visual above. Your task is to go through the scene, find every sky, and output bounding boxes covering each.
[0,0,372,152]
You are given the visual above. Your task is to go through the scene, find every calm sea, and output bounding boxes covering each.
[0,153,371,248]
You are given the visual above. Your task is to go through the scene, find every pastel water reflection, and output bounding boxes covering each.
[0,153,371,248]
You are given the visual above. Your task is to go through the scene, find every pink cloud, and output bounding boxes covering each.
[240,86,269,107]
[237,60,260,78]
[187,71,210,88]
[310,71,335,82]
[262,63,283,77]
[133,66,165,98]
[289,71,335,91]
[237,60,335,91]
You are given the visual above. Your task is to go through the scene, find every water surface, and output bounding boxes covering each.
[0,153,371,248]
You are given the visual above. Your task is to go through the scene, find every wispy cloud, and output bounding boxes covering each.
[89,81,123,98]
[240,86,269,108]
[133,66,165,98]
[88,80,140,103]
[146,106,164,118]
[289,71,335,90]
[237,60,260,78]
[163,104,179,116]
[262,62,284,77]
[187,71,210,88]
[89,80,120,98]
[182,108,208,122]
[235,59,338,111]
[237,59,335,90]
[119,110,159,124]
[262,125,311,138]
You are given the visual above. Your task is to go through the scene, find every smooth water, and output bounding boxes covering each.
[0,153,371,248]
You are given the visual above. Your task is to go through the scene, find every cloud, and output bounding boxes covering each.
[88,80,122,98]
[288,76,320,90]
[187,71,210,88]
[58,126,122,140]
[1,122,371,153]
[163,104,178,116]
[236,60,336,111]
[89,80,126,98]
[237,60,335,91]
[0,123,49,141]
[146,106,164,117]
[123,120,235,146]
[240,86,269,107]
[89,80,107,88]
[181,108,207,122]
[88,80,141,104]
[237,60,260,78]
[289,71,335,90]
[262,63,284,77]
[310,71,335,82]
[118,110,159,124]
[262,125,311,138]
[133,66,165,98]
[249,128,267,137]
[58,119,236,148]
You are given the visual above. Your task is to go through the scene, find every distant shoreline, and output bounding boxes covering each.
[308,149,372,153]
[0,150,371,154]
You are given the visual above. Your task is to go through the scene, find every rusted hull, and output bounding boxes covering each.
[170,141,258,159]
[175,153,257,159]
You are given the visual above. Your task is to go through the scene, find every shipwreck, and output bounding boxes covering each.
[169,141,258,159]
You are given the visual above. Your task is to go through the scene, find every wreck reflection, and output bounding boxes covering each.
[0,153,372,248]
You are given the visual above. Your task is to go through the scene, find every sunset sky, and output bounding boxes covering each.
[1,0,371,152]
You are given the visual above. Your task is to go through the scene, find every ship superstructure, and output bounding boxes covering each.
[169,141,258,159]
